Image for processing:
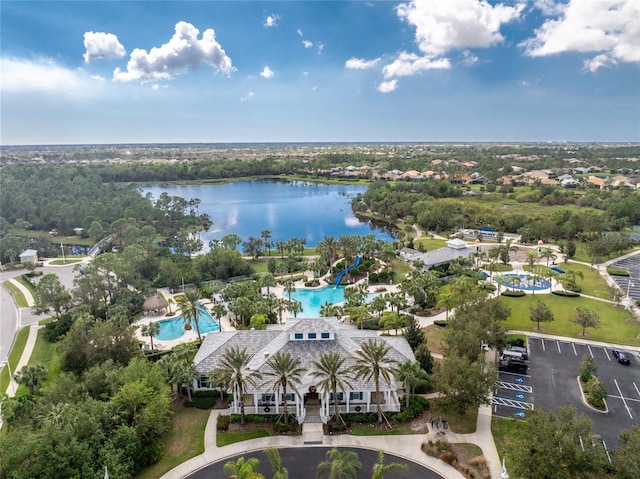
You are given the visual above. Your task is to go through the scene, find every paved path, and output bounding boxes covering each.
[5,277,35,307]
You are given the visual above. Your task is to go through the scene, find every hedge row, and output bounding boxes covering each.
[607,267,630,276]
[501,290,526,297]
[552,290,580,297]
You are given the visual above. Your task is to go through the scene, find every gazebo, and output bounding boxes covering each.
[142,294,168,315]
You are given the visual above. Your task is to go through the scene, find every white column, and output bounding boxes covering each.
[366,391,371,412]
[254,393,259,413]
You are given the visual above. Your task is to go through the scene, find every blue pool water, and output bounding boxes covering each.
[500,274,550,291]
[156,304,220,341]
[290,286,377,317]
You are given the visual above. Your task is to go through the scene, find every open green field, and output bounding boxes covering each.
[0,326,30,394]
[2,280,28,307]
[135,407,209,479]
[501,294,640,345]
[413,238,448,251]
[524,261,613,300]
[28,328,61,390]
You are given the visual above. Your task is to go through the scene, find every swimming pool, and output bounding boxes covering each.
[290,286,377,317]
[499,274,550,291]
[156,304,220,341]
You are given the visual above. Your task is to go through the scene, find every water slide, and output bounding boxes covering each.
[334,255,362,286]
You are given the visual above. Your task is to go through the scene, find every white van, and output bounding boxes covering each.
[501,350,524,361]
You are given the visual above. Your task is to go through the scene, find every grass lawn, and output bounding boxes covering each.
[524,262,612,300]
[28,328,61,389]
[389,258,411,283]
[501,294,640,345]
[491,416,523,464]
[349,425,413,436]
[15,275,36,297]
[427,398,478,434]
[0,326,30,394]
[247,258,270,274]
[135,407,209,479]
[2,280,28,307]
[216,429,272,447]
[423,325,447,356]
[413,238,448,251]
[48,259,82,265]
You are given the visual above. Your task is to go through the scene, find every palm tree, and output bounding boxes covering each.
[14,364,47,395]
[264,447,288,479]
[174,361,199,401]
[175,288,204,343]
[371,450,409,479]
[211,303,227,330]
[396,360,429,408]
[436,291,456,321]
[338,235,359,272]
[224,456,264,479]
[141,321,160,350]
[540,246,557,270]
[311,352,354,426]
[320,301,340,318]
[381,311,405,336]
[260,273,276,295]
[213,346,262,424]
[261,230,272,256]
[351,339,399,424]
[316,448,362,479]
[262,352,304,424]
[561,269,584,292]
[317,236,338,267]
[368,294,387,321]
[526,250,540,271]
[283,281,296,301]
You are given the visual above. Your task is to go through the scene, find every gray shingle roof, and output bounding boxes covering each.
[194,317,416,393]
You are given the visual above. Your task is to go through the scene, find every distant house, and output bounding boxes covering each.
[73,227,84,235]
[19,249,38,265]
[401,238,474,270]
[193,317,414,424]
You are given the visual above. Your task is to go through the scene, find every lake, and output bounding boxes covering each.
[140,180,395,248]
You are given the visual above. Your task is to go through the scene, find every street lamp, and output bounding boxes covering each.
[0,359,16,395]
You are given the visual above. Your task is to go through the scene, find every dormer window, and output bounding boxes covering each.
[321,332,330,339]
[308,333,317,339]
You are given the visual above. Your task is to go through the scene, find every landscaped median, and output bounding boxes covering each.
[0,326,30,395]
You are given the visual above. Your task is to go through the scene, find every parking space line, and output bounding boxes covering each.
[609,395,640,403]
[541,338,545,351]
[634,382,640,399]
[603,348,611,361]
[614,379,633,419]
[557,341,562,353]
[587,345,593,358]
[572,343,577,356]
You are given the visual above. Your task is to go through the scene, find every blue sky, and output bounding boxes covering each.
[1,0,639,145]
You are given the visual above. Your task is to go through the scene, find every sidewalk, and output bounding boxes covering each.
[0,323,40,429]
[5,277,35,307]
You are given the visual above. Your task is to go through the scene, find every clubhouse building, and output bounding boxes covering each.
[193,317,415,424]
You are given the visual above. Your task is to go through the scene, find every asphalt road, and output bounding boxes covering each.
[0,263,80,361]
[184,447,445,479]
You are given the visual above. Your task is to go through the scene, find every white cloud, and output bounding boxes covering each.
[317,43,324,54]
[113,21,234,83]
[83,31,126,63]
[302,40,313,48]
[377,80,398,93]
[151,84,169,90]
[345,57,381,69]
[462,50,479,66]
[240,91,255,102]
[396,0,524,57]
[521,0,640,71]
[297,29,303,37]
[263,14,280,28]
[90,74,105,81]
[0,57,87,93]
[260,66,274,79]
[583,53,617,73]
[382,52,450,78]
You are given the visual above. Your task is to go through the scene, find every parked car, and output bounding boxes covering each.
[612,350,631,365]
[507,346,529,360]
[498,358,528,374]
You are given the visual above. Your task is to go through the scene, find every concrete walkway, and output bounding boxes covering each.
[5,277,35,307]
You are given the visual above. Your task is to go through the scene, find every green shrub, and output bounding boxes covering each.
[433,320,448,327]
[482,283,497,292]
[343,412,377,424]
[392,395,429,422]
[186,390,219,409]
[552,290,580,297]
[606,267,629,276]
[217,414,230,431]
[379,271,389,281]
[368,272,379,282]
[230,414,271,424]
[501,290,526,297]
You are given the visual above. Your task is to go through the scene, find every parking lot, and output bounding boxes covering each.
[493,337,640,451]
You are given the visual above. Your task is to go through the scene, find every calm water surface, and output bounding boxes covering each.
[141,180,394,248]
